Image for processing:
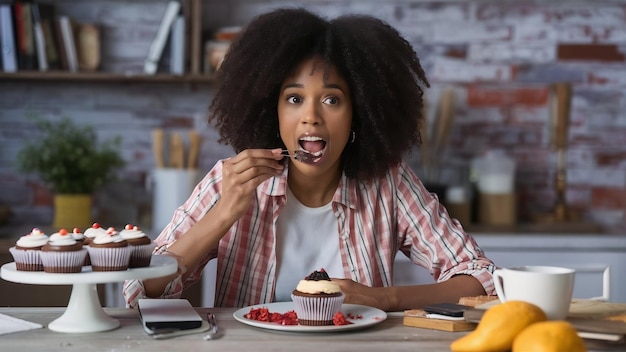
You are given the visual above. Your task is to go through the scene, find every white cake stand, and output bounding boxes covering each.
[0,255,177,333]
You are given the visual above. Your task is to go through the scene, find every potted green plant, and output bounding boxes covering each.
[16,116,126,229]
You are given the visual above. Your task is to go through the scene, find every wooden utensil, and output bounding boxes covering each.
[152,128,165,168]
[552,82,572,222]
[168,132,185,169]
[187,130,201,169]
[552,82,572,150]
[433,87,456,158]
[428,87,456,182]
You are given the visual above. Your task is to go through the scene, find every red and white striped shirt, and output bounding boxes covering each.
[123,160,496,308]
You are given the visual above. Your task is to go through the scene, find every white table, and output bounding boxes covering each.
[0,307,623,352]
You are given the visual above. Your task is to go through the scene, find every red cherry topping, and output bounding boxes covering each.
[73,227,81,233]
[92,222,101,228]
[125,224,133,230]
[59,229,68,235]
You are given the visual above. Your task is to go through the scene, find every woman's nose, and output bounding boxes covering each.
[301,101,322,125]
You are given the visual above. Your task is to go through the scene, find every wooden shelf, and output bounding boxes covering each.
[1,0,209,84]
[0,71,215,83]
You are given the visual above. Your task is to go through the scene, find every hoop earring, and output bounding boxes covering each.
[350,131,356,143]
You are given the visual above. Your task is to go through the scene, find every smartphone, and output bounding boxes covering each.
[139,299,203,333]
[423,303,472,317]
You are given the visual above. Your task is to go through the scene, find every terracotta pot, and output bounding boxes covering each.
[53,194,92,230]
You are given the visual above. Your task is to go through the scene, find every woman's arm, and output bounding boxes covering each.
[333,162,494,312]
[334,274,486,311]
[124,149,285,306]
[143,149,286,298]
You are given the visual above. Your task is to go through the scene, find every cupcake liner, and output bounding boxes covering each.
[87,246,132,271]
[291,293,345,325]
[39,249,88,273]
[9,247,43,271]
[128,242,157,268]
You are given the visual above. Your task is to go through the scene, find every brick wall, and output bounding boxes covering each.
[1,0,625,232]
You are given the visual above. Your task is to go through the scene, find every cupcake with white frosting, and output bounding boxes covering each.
[39,228,87,273]
[83,223,106,266]
[9,227,49,271]
[83,223,107,246]
[87,227,132,271]
[291,269,345,326]
[119,224,156,268]
[71,227,85,243]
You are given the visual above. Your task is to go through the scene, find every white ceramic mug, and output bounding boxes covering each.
[493,265,575,320]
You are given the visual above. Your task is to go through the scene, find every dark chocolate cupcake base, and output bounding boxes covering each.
[297,319,334,326]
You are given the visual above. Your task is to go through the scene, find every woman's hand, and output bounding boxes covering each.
[332,278,392,311]
[218,148,285,221]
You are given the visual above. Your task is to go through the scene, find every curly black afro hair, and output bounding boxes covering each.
[209,8,430,180]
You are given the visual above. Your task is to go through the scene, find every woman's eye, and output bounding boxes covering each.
[287,95,302,104]
[323,96,338,105]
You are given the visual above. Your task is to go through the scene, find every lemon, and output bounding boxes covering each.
[450,300,547,352]
[513,321,587,352]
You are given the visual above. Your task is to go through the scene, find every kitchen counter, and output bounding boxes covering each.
[0,307,623,352]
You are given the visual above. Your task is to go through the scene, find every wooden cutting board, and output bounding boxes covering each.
[403,309,476,332]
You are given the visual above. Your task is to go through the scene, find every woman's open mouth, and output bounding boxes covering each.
[297,135,326,163]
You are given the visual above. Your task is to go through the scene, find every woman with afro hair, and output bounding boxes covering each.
[124,8,496,310]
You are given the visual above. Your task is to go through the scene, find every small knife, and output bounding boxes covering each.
[203,313,219,340]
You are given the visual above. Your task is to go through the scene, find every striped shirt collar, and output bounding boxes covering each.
[261,162,358,210]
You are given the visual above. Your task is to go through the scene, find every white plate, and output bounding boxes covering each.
[233,302,387,332]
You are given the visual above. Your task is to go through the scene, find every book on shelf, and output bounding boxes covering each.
[76,23,100,71]
[13,1,38,70]
[32,2,61,71]
[169,15,185,75]
[144,1,181,75]
[57,15,78,72]
[31,2,48,71]
[53,16,68,70]
[0,3,17,72]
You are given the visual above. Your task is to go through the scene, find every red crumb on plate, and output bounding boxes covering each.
[244,307,298,325]
[332,311,352,325]
[244,308,359,326]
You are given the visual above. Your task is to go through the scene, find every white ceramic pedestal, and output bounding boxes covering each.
[0,255,177,333]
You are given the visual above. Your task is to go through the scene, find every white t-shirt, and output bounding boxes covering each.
[274,186,343,302]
